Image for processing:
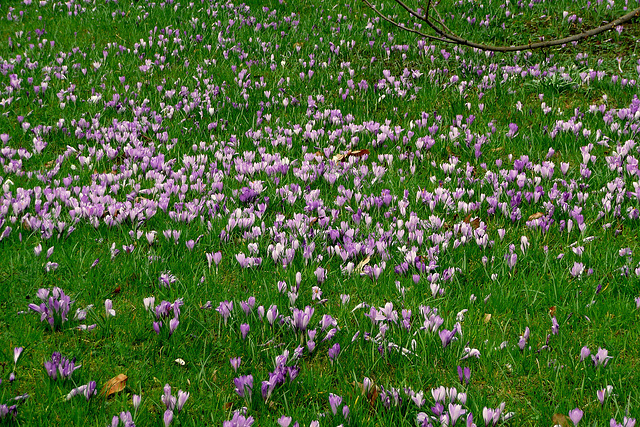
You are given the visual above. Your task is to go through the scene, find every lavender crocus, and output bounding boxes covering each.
[569,408,583,426]
[240,323,250,339]
[105,299,116,317]
[439,328,457,348]
[328,343,341,361]
[44,352,81,380]
[13,347,23,365]
[234,375,254,399]
[163,409,173,427]
[329,393,342,416]
[580,346,591,362]
[28,287,73,330]
[592,347,612,367]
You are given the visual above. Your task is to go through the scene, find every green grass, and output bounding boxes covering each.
[1,0,640,425]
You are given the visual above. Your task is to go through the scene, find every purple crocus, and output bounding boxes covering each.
[569,408,583,426]
[13,347,23,365]
[457,366,471,385]
[234,375,254,399]
[580,346,591,362]
[439,328,457,348]
[176,390,189,413]
[230,357,242,372]
[163,409,174,427]
[329,393,342,416]
[592,347,612,367]
[216,300,233,325]
[277,416,292,427]
[240,323,250,339]
[105,299,115,317]
[328,343,341,361]
[314,267,327,284]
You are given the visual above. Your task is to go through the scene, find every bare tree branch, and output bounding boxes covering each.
[363,0,640,52]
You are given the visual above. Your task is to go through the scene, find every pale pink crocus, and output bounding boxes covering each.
[569,408,583,425]
[105,299,115,317]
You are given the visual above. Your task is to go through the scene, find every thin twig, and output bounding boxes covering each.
[362,0,452,43]
[363,0,640,52]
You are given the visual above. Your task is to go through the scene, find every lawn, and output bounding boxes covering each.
[0,0,639,425]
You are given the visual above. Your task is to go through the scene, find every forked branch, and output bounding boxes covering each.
[362,0,640,52]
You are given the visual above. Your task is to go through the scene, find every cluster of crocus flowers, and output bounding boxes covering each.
[44,352,81,380]
[260,349,300,403]
[160,384,189,426]
[28,287,72,330]
[580,346,612,367]
[65,381,97,401]
[0,347,29,420]
[144,297,182,337]
[223,408,254,427]
[110,411,135,427]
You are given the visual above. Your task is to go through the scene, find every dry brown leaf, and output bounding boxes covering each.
[548,306,556,317]
[223,402,233,410]
[332,149,370,162]
[528,212,544,221]
[102,374,128,397]
[483,313,492,324]
[552,413,571,427]
[348,149,370,158]
[463,213,481,229]
[332,153,347,162]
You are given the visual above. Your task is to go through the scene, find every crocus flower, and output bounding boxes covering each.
[132,394,141,410]
[169,318,179,336]
[329,393,342,416]
[13,347,23,365]
[163,409,173,427]
[439,328,457,348]
[240,323,250,339]
[448,403,466,425]
[234,375,254,398]
[277,416,292,427]
[457,366,471,385]
[569,408,583,426]
[580,346,591,361]
[216,301,233,324]
[551,317,559,335]
[314,267,326,284]
[105,299,115,317]
[176,390,189,413]
[592,347,612,367]
[328,343,341,361]
[230,357,241,372]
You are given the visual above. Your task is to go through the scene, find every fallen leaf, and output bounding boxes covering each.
[332,149,370,162]
[102,374,127,397]
[552,413,571,427]
[348,149,370,158]
[548,306,556,317]
[483,313,492,324]
[528,212,544,221]
[463,213,481,229]
[223,402,233,410]
[354,256,371,275]
[331,152,347,162]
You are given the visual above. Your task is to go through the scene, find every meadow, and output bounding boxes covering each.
[1,0,640,425]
